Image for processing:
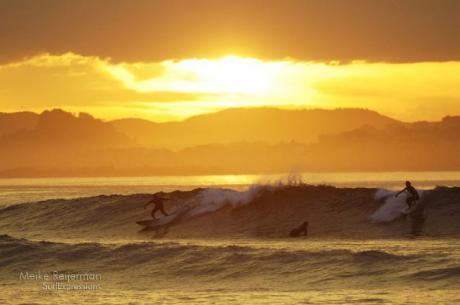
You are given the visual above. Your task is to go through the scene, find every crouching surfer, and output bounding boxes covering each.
[395,181,420,209]
[289,221,308,237]
[144,194,169,220]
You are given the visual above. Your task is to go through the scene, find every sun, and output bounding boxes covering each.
[176,56,274,94]
[105,55,287,97]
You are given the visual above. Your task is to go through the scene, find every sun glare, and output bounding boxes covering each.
[106,55,284,96]
[175,56,275,94]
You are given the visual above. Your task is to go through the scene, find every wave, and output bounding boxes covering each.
[408,266,460,281]
[0,235,422,275]
[0,185,459,240]
[370,189,410,222]
[2,234,458,291]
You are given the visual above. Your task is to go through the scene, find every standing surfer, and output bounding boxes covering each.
[395,181,420,209]
[144,194,169,219]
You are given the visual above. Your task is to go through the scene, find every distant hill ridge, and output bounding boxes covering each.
[0,107,400,149]
[0,111,38,136]
[1,107,460,176]
[110,107,401,149]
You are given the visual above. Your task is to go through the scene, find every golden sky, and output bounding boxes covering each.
[1,53,459,122]
[1,0,460,122]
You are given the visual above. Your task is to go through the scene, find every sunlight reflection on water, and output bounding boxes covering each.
[0,171,459,206]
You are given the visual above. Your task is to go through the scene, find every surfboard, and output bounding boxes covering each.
[136,205,190,228]
[403,199,425,215]
[402,202,417,214]
[136,219,162,226]
[136,214,176,227]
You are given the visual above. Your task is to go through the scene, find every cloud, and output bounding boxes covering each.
[0,53,209,110]
[1,53,460,122]
[1,0,460,64]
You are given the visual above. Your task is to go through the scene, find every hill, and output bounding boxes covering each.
[1,108,460,176]
[110,107,400,149]
[0,109,133,172]
[0,111,38,136]
[306,116,460,171]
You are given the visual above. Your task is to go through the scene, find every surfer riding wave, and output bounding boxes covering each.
[395,181,420,209]
[144,194,169,219]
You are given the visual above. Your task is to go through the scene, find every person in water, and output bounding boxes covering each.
[144,194,169,219]
[395,181,420,209]
[289,221,308,237]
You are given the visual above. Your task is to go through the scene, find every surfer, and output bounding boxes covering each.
[144,194,169,219]
[395,181,420,209]
[289,221,308,237]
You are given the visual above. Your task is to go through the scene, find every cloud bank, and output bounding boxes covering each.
[1,53,460,122]
[1,0,460,63]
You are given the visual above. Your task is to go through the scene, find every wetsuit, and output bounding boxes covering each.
[148,197,168,219]
[405,186,420,208]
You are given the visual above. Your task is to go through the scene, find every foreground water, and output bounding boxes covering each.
[1,237,459,305]
[0,177,459,304]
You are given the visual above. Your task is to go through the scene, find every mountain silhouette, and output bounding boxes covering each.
[0,109,133,173]
[307,116,460,171]
[110,107,400,149]
[0,111,38,137]
[0,108,459,176]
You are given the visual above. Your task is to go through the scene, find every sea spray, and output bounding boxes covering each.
[369,189,424,223]
[187,176,305,218]
[187,185,264,217]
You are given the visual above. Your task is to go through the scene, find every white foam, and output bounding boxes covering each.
[186,185,263,217]
[370,189,405,222]
[369,188,424,223]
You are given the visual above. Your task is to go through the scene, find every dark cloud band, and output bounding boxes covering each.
[1,0,460,63]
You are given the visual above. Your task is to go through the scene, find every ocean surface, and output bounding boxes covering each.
[2,171,460,206]
[0,172,459,304]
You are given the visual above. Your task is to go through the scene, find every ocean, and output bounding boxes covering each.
[0,172,459,304]
[2,171,460,206]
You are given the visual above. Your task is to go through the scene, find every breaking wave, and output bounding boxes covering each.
[0,185,459,240]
